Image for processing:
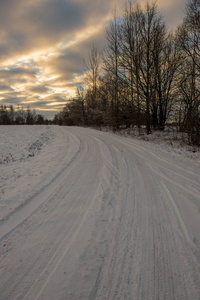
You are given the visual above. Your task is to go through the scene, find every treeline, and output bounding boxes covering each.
[54,0,200,145]
[0,105,49,125]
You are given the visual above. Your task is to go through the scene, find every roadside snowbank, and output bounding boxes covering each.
[0,125,80,221]
[0,125,54,164]
[101,126,200,162]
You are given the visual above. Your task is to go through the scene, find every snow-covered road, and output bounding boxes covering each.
[0,126,200,299]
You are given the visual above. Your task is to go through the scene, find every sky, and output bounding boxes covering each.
[0,0,186,119]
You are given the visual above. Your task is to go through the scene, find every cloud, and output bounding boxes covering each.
[28,0,87,34]
[27,84,49,94]
[0,82,12,92]
[0,67,36,80]
[0,96,27,105]
[0,0,111,63]
[158,0,186,28]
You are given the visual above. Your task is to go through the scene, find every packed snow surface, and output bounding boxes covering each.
[0,125,200,299]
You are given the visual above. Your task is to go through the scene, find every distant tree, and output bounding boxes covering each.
[15,105,26,124]
[26,106,34,125]
[36,114,45,124]
[54,112,64,125]
[0,105,10,124]
[8,105,15,124]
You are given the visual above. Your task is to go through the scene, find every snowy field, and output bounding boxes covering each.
[0,125,200,299]
[0,125,80,222]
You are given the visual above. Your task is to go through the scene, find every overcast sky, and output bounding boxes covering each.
[0,0,186,119]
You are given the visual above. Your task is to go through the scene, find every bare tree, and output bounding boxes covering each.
[152,28,180,129]
[119,2,143,128]
[136,1,159,133]
[84,43,101,109]
[103,10,121,129]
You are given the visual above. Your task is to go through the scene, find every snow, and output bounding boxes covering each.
[0,125,80,222]
[0,125,200,299]
[0,125,54,164]
[104,125,200,161]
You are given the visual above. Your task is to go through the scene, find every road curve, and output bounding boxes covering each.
[0,127,200,300]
